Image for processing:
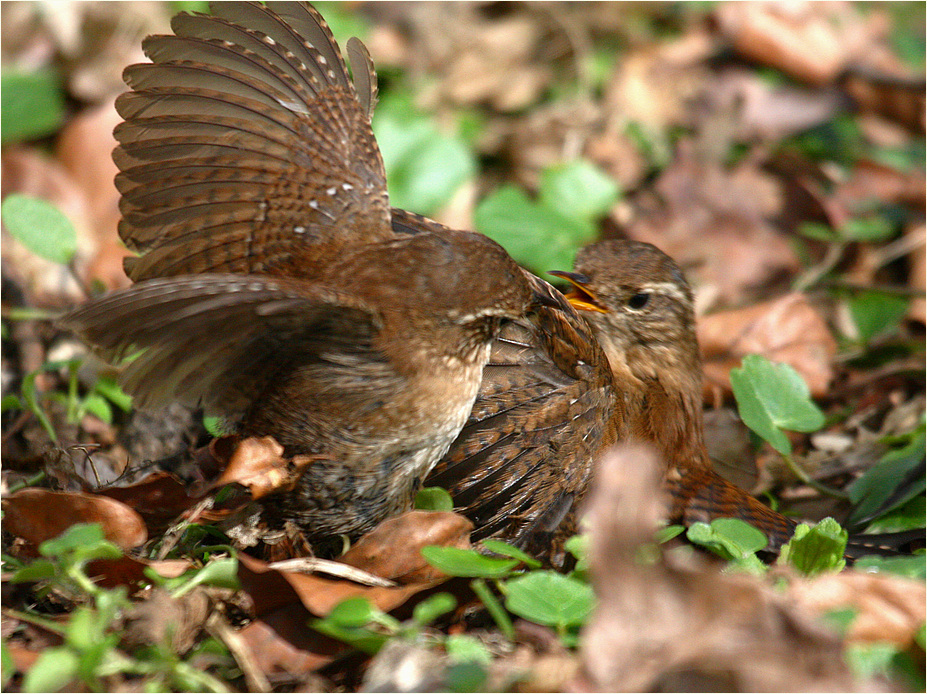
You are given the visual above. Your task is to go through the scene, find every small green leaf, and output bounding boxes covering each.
[412,592,456,626]
[11,559,57,583]
[821,607,858,635]
[171,557,239,597]
[39,523,107,557]
[777,518,847,576]
[22,646,79,693]
[655,524,685,544]
[445,634,492,665]
[311,619,387,655]
[81,394,113,424]
[1,68,65,144]
[503,571,595,629]
[564,534,590,571]
[326,596,378,628]
[479,539,541,569]
[91,377,132,413]
[538,160,620,222]
[797,222,838,242]
[730,355,826,456]
[2,195,77,265]
[853,555,926,580]
[414,486,454,512]
[840,216,895,242]
[847,291,909,342]
[1,394,23,412]
[2,639,14,688]
[847,430,926,528]
[446,661,488,693]
[202,415,226,437]
[686,518,768,573]
[421,546,519,578]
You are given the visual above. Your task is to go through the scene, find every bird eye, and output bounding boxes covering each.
[628,292,650,310]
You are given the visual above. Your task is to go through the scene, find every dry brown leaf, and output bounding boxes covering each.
[97,471,208,532]
[120,588,210,654]
[580,444,856,692]
[339,510,473,584]
[2,487,147,549]
[237,607,342,679]
[699,292,837,399]
[85,555,191,590]
[213,436,316,500]
[237,553,446,619]
[789,571,927,648]
[626,142,799,306]
[713,2,896,87]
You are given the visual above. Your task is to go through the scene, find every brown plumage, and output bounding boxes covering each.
[429,239,799,561]
[61,2,552,543]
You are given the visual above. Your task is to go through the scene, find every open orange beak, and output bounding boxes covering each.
[547,271,608,313]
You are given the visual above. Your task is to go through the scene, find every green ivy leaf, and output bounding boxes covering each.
[503,571,594,630]
[730,354,826,456]
[1,195,77,265]
[778,518,847,576]
[1,68,65,144]
[421,546,519,579]
[847,291,909,343]
[538,160,620,222]
[414,486,454,512]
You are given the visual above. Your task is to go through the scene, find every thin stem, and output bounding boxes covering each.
[782,453,850,501]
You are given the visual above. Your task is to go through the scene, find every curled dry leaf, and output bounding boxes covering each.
[789,571,927,648]
[2,487,147,549]
[237,552,446,619]
[236,607,340,680]
[339,510,474,584]
[698,292,837,399]
[213,436,317,500]
[580,444,855,692]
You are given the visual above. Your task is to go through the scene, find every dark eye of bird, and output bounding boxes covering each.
[628,292,650,310]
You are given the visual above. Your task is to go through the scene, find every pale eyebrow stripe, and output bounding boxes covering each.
[636,281,688,302]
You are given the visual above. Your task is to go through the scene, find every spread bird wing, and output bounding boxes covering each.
[115,1,391,281]
[60,274,385,423]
